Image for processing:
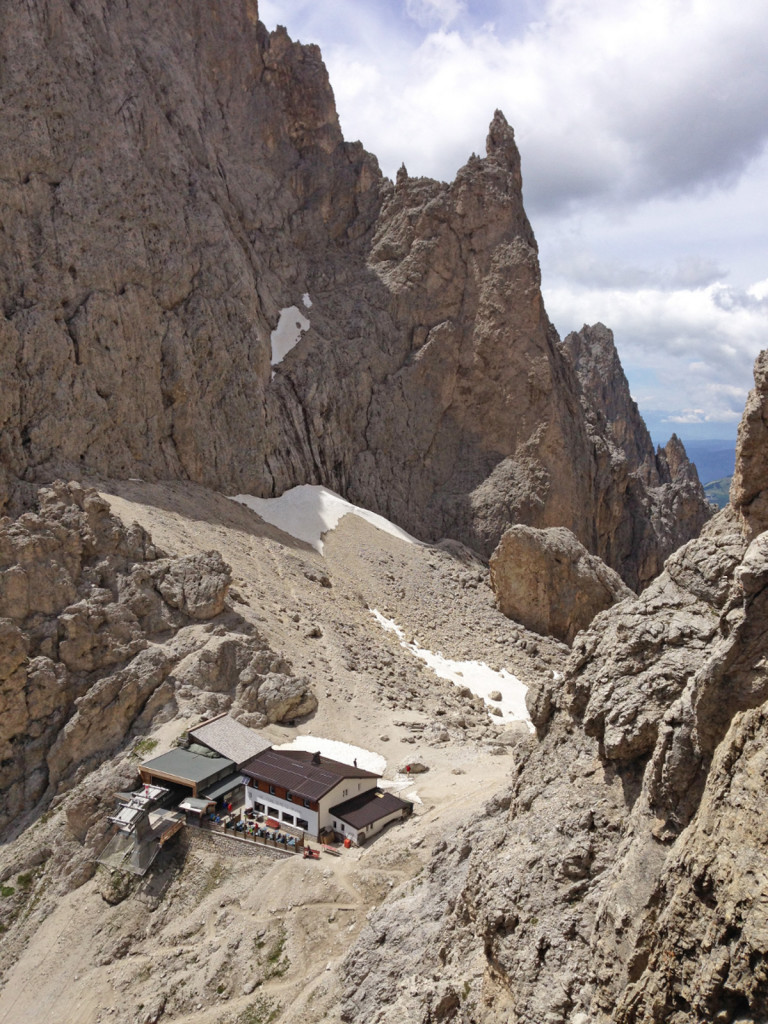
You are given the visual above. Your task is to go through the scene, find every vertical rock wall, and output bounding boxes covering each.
[0,0,710,586]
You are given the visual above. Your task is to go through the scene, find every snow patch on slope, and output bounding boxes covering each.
[230,485,419,554]
[371,610,533,730]
[271,305,310,365]
[274,735,386,776]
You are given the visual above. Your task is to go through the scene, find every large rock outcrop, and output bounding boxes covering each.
[0,0,709,587]
[342,352,768,1023]
[490,525,633,643]
[0,481,315,832]
[731,348,768,540]
[562,323,712,590]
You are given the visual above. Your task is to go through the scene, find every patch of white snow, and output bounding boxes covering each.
[302,292,312,308]
[271,305,310,366]
[371,610,534,730]
[230,484,418,554]
[380,775,423,803]
[274,735,387,776]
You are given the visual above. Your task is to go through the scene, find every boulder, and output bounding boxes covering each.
[490,525,634,644]
[256,673,318,724]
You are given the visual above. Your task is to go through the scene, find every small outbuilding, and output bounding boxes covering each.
[329,789,412,845]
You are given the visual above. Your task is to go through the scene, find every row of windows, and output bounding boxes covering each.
[253,800,309,831]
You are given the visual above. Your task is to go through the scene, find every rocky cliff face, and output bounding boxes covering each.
[731,348,768,540]
[0,0,708,587]
[0,481,315,833]
[343,351,768,1022]
[562,323,712,590]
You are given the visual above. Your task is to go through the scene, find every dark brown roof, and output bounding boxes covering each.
[330,789,411,830]
[240,749,379,802]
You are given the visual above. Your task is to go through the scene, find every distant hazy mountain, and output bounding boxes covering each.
[703,476,732,508]
[681,439,737,485]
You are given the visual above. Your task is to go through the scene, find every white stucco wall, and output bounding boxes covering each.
[319,777,378,832]
[245,785,318,837]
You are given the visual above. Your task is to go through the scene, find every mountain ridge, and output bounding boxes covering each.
[0,0,710,591]
[2,5,761,1024]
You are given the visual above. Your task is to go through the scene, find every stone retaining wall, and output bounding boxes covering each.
[180,826,294,861]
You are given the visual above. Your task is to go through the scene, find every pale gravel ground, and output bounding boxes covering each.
[0,479,565,1024]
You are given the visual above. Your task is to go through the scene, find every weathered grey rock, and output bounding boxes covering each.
[254,672,318,724]
[610,702,768,1022]
[153,552,231,620]
[342,349,768,1024]
[0,482,313,831]
[563,323,711,590]
[731,348,768,539]
[490,524,634,643]
[0,2,709,589]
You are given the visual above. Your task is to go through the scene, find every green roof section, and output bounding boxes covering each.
[141,747,235,785]
[200,773,244,801]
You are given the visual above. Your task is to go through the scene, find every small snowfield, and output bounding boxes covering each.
[274,735,422,804]
[230,485,418,554]
[372,610,534,730]
[274,735,386,775]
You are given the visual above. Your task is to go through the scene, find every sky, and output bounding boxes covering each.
[259,0,768,443]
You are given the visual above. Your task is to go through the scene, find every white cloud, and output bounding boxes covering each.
[748,278,768,301]
[405,0,466,30]
[545,279,766,425]
[666,409,742,425]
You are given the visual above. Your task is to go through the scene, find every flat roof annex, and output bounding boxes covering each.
[330,789,411,830]
[140,748,235,786]
[241,748,379,802]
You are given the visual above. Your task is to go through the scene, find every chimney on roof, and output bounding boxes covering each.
[312,751,321,765]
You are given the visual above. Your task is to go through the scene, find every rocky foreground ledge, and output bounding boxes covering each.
[0,481,316,834]
[341,351,768,1022]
